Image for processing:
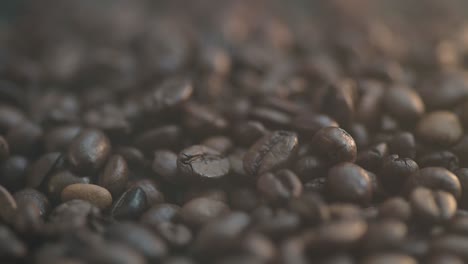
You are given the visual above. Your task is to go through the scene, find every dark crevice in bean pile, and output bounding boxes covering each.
[2,0,468,263]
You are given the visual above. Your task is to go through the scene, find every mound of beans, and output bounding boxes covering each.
[2,0,468,263]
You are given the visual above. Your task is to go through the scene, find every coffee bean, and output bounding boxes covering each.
[380,155,419,194]
[177,145,230,181]
[290,192,330,224]
[0,136,9,162]
[418,151,459,171]
[67,129,111,174]
[292,113,338,138]
[327,163,373,205]
[257,169,302,203]
[133,125,181,153]
[131,179,165,205]
[311,127,357,164]
[409,167,461,199]
[416,111,463,147]
[233,121,268,147]
[47,171,90,201]
[179,197,229,228]
[252,207,300,238]
[361,253,417,264]
[305,219,367,250]
[388,132,416,159]
[243,131,298,176]
[383,85,425,123]
[201,136,233,155]
[361,219,407,252]
[105,222,168,260]
[379,197,412,221]
[229,187,259,212]
[43,125,82,152]
[98,155,128,198]
[152,150,179,183]
[0,155,29,191]
[26,152,62,188]
[0,185,16,223]
[0,105,25,134]
[319,80,356,128]
[356,143,388,172]
[13,188,50,216]
[430,235,468,260]
[141,203,180,226]
[304,177,327,194]
[116,146,147,170]
[154,222,192,248]
[6,120,43,156]
[183,102,228,135]
[293,155,327,181]
[0,225,27,259]
[410,187,457,224]
[112,186,148,220]
[420,72,468,110]
[13,201,43,234]
[61,183,113,210]
[150,78,193,112]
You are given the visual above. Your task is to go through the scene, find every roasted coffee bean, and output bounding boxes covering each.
[361,219,407,252]
[420,72,468,110]
[348,123,369,148]
[183,102,228,135]
[179,197,229,228]
[379,197,412,221]
[416,111,463,147]
[13,201,43,234]
[67,129,111,174]
[361,253,417,264]
[418,151,459,171]
[43,125,82,152]
[47,171,90,201]
[133,125,181,153]
[233,121,268,147]
[105,222,168,260]
[46,200,101,233]
[327,163,373,205]
[292,113,338,138]
[388,132,416,159]
[319,80,356,128]
[408,167,461,199]
[61,183,113,210]
[243,131,298,176]
[13,188,50,216]
[112,186,148,220]
[356,143,388,172]
[141,203,180,226]
[383,85,425,123]
[6,120,43,156]
[311,127,357,164]
[290,192,330,224]
[154,222,192,248]
[293,155,327,181]
[0,185,16,223]
[130,179,165,205]
[0,136,9,162]
[430,235,468,260]
[250,106,291,128]
[0,225,27,259]
[178,145,230,181]
[304,177,327,194]
[229,187,259,212]
[150,78,193,112]
[380,155,419,194]
[26,152,62,188]
[410,187,457,224]
[98,155,128,198]
[152,150,179,183]
[0,105,25,134]
[0,155,29,191]
[252,207,300,238]
[257,169,302,203]
[305,218,367,250]
[201,136,233,155]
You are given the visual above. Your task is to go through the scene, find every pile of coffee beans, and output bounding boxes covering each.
[3,0,468,263]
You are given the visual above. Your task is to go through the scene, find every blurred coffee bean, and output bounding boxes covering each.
[154,222,192,248]
[177,145,230,181]
[0,155,29,191]
[47,171,90,201]
[141,203,180,226]
[430,235,468,260]
[292,113,338,138]
[408,167,461,199]
[61,184,113,210]
[383,85,425,123]
[6,120,43,156]
[305,218,367,250]
[356,143,388,172]
[380,155,419,194]
[179,197,229,228]
[98,155,128,198]
[418,151,459,171]
[0,105,25,134]
[327,163,373,205]
[0,185,16,223]
[243,130,298,176]
[130,179,165,205]
[388,132,416,159]
[152,150,179,183]
[43,125,82,152]
[378,197,412,221]
[0,225,27,259]
[428,254,464,264]
[112,186,148,220]
[361,253,417,264]
[311,127,357,164]
[201,136,233,155]
[454,168,468,209]
[133,125,181,153]
[290,192,329,224]
[68,129,111,175]
[26,152,62,189]
[233,121,268,147]
[293,155,327,181]
[13,188,49,216]
[319,80,356,128]
[410,187,457,224]
[149,78,193,113]
[257,169,302,203]
[361,219,407,252]
[416,111,463,147]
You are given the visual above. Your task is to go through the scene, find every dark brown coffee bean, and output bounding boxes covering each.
[250,106,291,129]
[293,155,327,181]
[116,146,147,169]
[112,186,148,220]
[179,197,229,228]
[152,150,179,183]
[130,179,165,205]
[430,235,468,260]
[409,167,461,199]
[452,136,468,167]
[388,132,416,159]
[292,113,338,138]
[47,171,90,201]
[43,125,82,152]
[356,80,384,128]
[68,129,111,174]
[257,169,302,203]
[183,102,228,135]
[383,85,425,123]
[0,105,25,134]
[420,72,468,110]
[153,222,192,248]
[243,131,298,176]
[348,123,369,148]
[105,222,168,260]
[0,136,9,162]
[0,225,27,259]
[361,219,407,252]
[290,192,330,224]
[182,187,227,203]
[133,125,181,153]
[98,155,128,198]
[0,185,16,223]
[311,127,357,164]
[356,143,388,172]
[428,254,464,264]
[327,163,373,205]
[150,78,193,112]
[251,207,300,238]
[61,183,113,210]
[177,145,230,181]
[305,219,367,250]
[229,187,259,212]
[410,187,457,224]
[45,200,101,234]
[378,197,411,221]
[380,155,419,194]
[201,136,233,155]
[13,201,43,234]
[416,111,463,147]
[233,121,268,147]
[13,188,50,216]
[319,80,356,128]
[418,151,459,171]
[0,155,29,191]
[26,152,62,188]
[84,242,146,264]
[361,253,417,264]
[6,120,43,156]
[304,177,327,194]
[141,203,180,226]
